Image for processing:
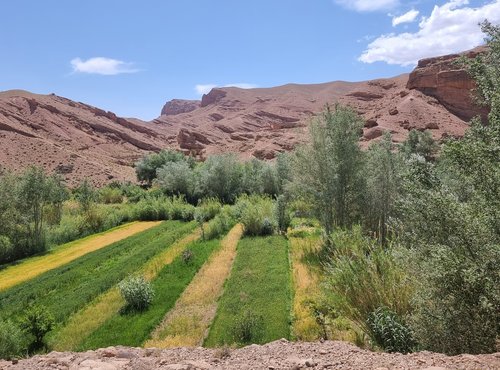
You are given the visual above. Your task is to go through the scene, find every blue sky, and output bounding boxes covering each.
[1,0,499,120]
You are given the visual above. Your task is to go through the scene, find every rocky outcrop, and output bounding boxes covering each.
[407,46,489,121]
[161,99,200,116]
[200,89,227,107]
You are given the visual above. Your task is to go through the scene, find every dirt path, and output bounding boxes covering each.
[145,224,244,348]
[0,221,161,292]
[1,340,498,369]
[50,227,201,351]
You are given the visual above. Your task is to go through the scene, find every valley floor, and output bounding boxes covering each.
[1,340,498,370]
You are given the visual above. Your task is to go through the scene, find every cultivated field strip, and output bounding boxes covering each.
[204,235,292,347]
[0,221,195,325]
[145,224,244,348]
[50,227,202,351]
[289,235,323,340]
[78,238,222,349]
[0,221,161,292]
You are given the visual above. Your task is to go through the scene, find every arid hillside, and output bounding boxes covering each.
[0,47,486,184]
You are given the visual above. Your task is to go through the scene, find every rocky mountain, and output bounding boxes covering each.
[0,47,486,185]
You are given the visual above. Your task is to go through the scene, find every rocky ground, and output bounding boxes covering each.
[1,340,498,370]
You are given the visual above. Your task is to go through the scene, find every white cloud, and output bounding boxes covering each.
[392,9,420,26]
[71,57,139,75]
[359,0,500,66]
[194,83,258,95]
[195,84,217,95]
[335,0,399,12]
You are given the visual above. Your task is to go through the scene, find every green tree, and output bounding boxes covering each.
[291,105,365,245]
[74,179,97,215]
[196,154,243,203]
[155,161,195,200]
[364,133,399,243]
[400,129,438,161]
[135,149,192,186]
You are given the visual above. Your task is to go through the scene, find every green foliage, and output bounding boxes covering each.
[0,320,26,360]
[324,226,413,338]
[364,133,399,243]
[0,222,195,327]
[196,154,243,203]
[20,305,54,350]
[0,236,14,263]
[205,236,291,347]
[400,129,439,161]
[231,310,264,345]
[205,205,237,240]
[119,276,154,312]
[274,195,291,234]
[99,186,123,204]
[181,248,194,264]
[135,149,191,186]
[291,105,365,244]
[155,161,195,200]
[366,307,416,354]
[79,238,220,349]
[235,195,275,236]
[74,179,97,214]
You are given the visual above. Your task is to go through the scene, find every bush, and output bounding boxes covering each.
[0,235,14,263]
[235,195,275,236]
[367,307,416,353]
[0,320,26,359]
[205,205,236,240]
[231,310,264,344]
[99,187,123,204]
[324,226,412,340]
[182,249,194,264]
[274,195,291,234]
[119,276,154,312]
[19,305,54,351]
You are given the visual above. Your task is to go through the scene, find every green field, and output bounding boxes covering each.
[79,238,221,349]
[204,236,292,347]
[0,221,195,325]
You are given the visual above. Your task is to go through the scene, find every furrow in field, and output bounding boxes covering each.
[50,227,201,351]
[145,224,244,348]
[0,221,161,292]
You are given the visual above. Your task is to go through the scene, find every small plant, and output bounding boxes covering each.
[19,304,54,351]
[182,249,194,264]
[231,310,264,344]
[367,307,416,354]
[214,345,231,359]
[0,320,26,360]
[119,276,154,312]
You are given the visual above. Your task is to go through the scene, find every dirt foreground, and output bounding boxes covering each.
[1,340,498,370]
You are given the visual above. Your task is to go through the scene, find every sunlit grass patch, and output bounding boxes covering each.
[0,221,161,292]
[145,224,244,348]
[49,227,201,351]
[204,235,291,347]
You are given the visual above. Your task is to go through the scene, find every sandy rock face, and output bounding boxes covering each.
[1,340,498,370]
[407,46,489,121]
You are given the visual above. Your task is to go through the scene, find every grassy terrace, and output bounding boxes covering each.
[0,221,195,325]
[204,235,292,347]
[79,238,221,349]
[0,221,161,292]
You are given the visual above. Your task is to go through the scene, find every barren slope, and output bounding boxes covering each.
[0,47,486,183]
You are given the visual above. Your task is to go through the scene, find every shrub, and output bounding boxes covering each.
[0,320,26,359]
[19,305,54,350]
[205,205,236,240]
[197,198,222,220]
[367,307,416,353]
[274,195,290,234]
[231,310,264,344]
[99,187,123,204]
[324,226,412,339]
[182,249,194,264]
[235,195,275,236]
[0,235,14,263]
[119,276,154,312]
